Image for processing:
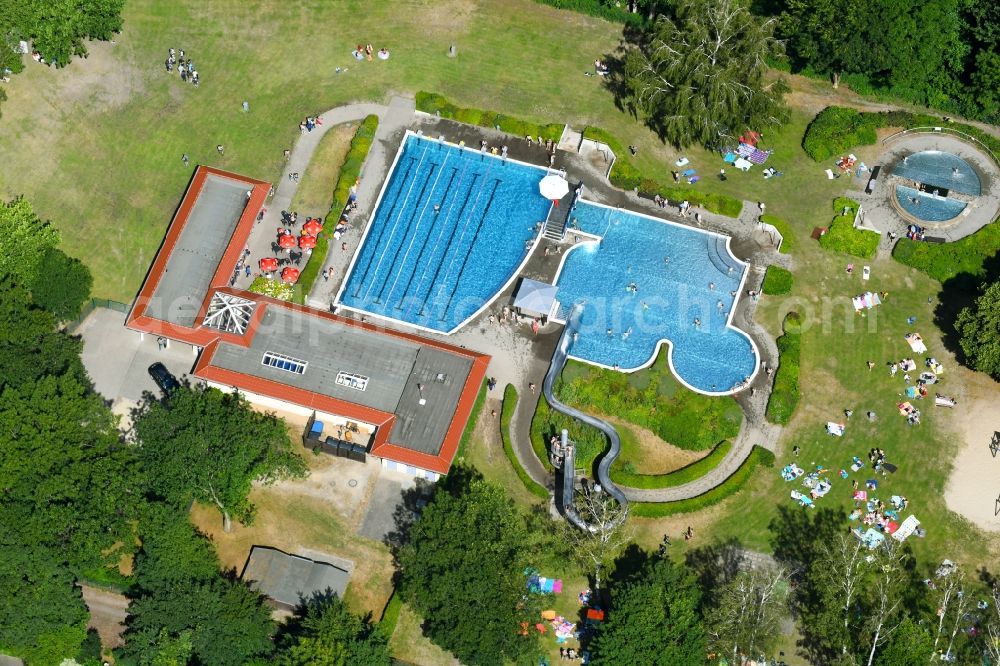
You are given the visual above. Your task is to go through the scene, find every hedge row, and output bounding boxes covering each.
[892,222,1000,287]
[818,197,879,258]
[294,115,379,303]
[803,106,1000,164]
[760,214,793,254]
[500,385,550,499]
[582,126,743,217]
[761,266,793,296]
[531,0,647,27]
[455,379,488,462]
[630,446,775,518]
[765,312,802,425]
[415,92,563,142]
[610,440,733,490]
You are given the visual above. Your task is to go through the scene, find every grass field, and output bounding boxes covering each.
[5,0,1000,659]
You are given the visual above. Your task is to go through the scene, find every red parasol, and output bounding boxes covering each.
[298,234,317,250]
[278,233,296,249]
[281,267,300,284]
[303,219,323,236]
[259,257,279,272]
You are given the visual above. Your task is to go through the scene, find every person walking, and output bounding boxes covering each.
[216,144,224,156]
[181,153,189,165]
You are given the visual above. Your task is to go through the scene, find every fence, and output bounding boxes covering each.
[66,298,132,333]
[882,127,1000,170]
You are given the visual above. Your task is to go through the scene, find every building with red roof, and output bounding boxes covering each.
[127,166,488,479]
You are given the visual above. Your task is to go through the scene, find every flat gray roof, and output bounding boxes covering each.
[146,174,249,327]
[241,546,349,608]
[392,347,474,455]
[210,307,473,455]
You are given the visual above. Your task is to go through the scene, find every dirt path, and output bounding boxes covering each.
[81,584,129,650]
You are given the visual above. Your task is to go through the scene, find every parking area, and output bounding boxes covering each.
[77,308,198,407]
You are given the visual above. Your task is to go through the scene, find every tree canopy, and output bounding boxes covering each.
[133,384,307,531]
[276,594,391,666]
[623,0,789,147]
[30,247,93,321]
[396,469,542,665]
[0,196,60,286]
[956,280,1000,380]
[0,0,125,67]
[589,555,705,665]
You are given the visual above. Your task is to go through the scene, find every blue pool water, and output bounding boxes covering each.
[557,202,757,393]
[895,185,967,222]
[339,134,550,332]
[891,151,981,196]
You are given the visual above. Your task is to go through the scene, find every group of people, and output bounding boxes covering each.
[558,647,581,660]
[164,48,199,86]
[299,115,323,133]
[353,43,390,61]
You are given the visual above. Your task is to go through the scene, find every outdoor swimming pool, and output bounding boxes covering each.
[895,185,967,222]
[892,151,981,196]
[556,201,758,394]
[338,133,550,332]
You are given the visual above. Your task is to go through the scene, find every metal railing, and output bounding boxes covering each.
[66,298,132,332]
[882,127,1000,169]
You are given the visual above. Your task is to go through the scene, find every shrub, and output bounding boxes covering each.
[295,116,379,301]
[455,380,488,462]
[630,446,774,517]
[761,266,793,296]
[802,107,878,161]
[379,590,403,638]
[500,385,549,499]
[414,92,563,143]
[765,313,802,425]
[818,197,880,258]
[610,440,733,489]
[557,354,742,452]
[893,222,1000,289]
[760,214,793,253]
[248,275,293,301]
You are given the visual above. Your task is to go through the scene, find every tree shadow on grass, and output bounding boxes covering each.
[598,25,645,118]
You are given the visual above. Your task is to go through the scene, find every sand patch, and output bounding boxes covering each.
[943,372,1000,533]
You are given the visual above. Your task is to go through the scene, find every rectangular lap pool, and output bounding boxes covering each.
[336,133,551,333]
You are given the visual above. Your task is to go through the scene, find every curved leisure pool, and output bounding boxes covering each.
[555,201,758,394]
[891,150,981,196]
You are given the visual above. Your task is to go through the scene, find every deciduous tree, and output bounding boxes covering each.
[30,247,93,321]
[956,280,1000,379]
[589,555,705,665]
[396,469,541,665]
[563,489,631,592]
[623,0,788,147]
[705,564,790,665]
[0,196,60,285]
[134,385,307,531]
[276,594,390,666]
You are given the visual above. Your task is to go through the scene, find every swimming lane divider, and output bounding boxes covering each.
[391,167,463,311]
[367,163,440,304]
[412,174,483,317]
[437,179,502,321]
[350,156,419,297]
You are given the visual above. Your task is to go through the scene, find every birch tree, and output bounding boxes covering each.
[863,543,907,666]
[929,563,972,661]
[706,564,791,665]
[623,0,789,147]
[564,489,631,591]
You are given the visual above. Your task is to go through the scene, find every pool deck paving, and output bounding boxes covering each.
[271,96,789,503]
[847,133,1000,249]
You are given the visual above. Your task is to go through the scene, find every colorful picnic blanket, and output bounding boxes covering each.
[748,148,772,164]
